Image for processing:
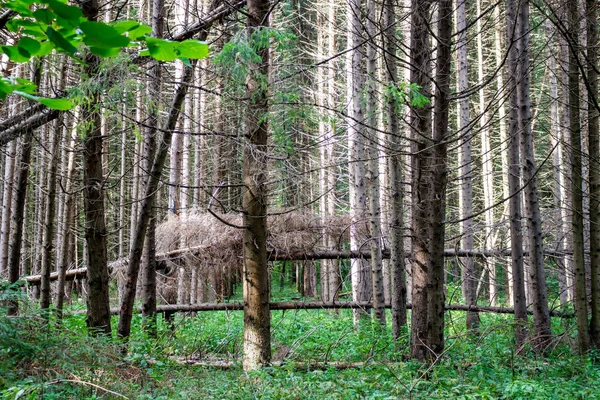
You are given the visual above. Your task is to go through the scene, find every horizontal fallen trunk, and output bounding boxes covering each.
[20,247,571,285]
[0,105,60,146]
[66,301,573,318]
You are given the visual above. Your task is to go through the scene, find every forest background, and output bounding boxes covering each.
[2,0,600,397]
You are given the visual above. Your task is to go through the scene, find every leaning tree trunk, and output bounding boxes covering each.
[242,0,272,371]
[118,65,195,340]
[140,0,165,337]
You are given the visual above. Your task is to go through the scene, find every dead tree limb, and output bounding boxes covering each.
[65,301,574,318]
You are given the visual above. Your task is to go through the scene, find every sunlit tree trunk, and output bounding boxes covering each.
[546,19,568,307]
[494,2,512,306]
[476,0,497,306]
[366,0,385,326]
[456,0,478,330]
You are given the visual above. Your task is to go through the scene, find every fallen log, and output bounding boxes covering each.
[66,301,573,318]
[20,247,571,285]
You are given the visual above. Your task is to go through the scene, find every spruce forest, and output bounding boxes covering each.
[1,0,600,397]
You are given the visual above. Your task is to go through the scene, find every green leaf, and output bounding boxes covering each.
[14,90,73,110]
[89,46,120,57]
[38,97,72,110]
[80,21,130,49]
[145,37,178,61]
[32,8,55,24]
[36,41,54,57]
[176,40,208,59]
[1,45,31,62]
[17,37,41,57]
[43,0,83,21]
[46,26,77,55]
[5,0,35,17]
[126,24,152,40]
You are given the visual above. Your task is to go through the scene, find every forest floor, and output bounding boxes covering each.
[2,287,600,399]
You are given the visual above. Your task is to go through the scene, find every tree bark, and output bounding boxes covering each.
[456,0,478,330]
[242,0,272,371]
[506,0,528,348]
[383,0,406,339]
[586,0,600,349]
[568,0,590,353]
[365,0,385,326]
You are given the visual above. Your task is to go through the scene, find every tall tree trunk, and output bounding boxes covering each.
[516,0,550,349]
[586,0,600,349]
[409,0,451,361]
[409,0,433,361]
[56,120,77,318]
[506,0,528,348]
[456,0,477,330]
[568,0,590,353]
[476,0,497,306]
[494,2,512,306]
[383,0,406,339]
[366,0,385,326]
[348,0,371,326]
[242,0,272,371]
[427,0,452,357]
[39,115,60,311]
[7,62,40,314]
[0,139,16,276]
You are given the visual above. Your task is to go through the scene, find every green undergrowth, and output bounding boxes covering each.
[1,293,599,398]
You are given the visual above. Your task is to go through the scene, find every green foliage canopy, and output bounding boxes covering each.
[0,0,209,109]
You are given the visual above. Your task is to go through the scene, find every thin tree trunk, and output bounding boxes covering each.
[0,139,16,276]
[495,2,512,306]
[456,0,478,330]
[506,0,528,348]
[476,0,497,306]
[348,0,371,326]
[568,0,590,353]
[586,0,600,349]
[366,0,385,326]
[383,0,406,339]
[56,120,78,318]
